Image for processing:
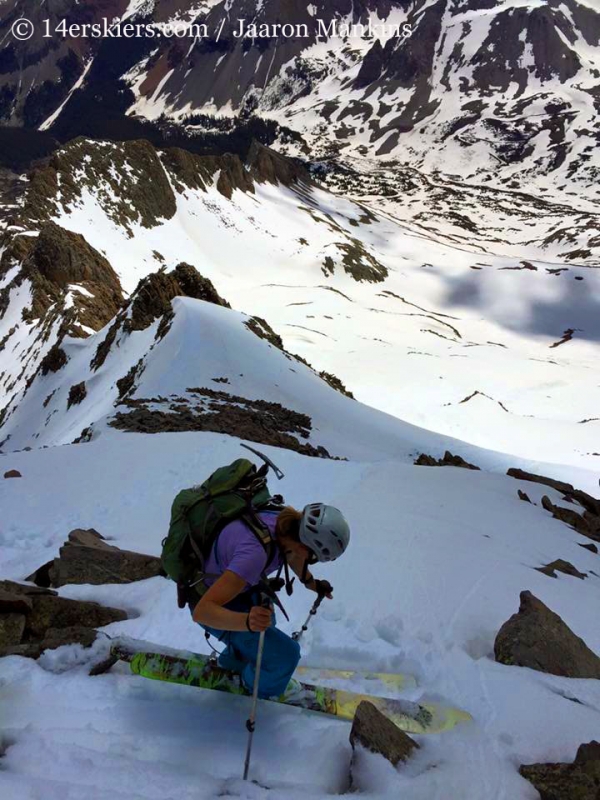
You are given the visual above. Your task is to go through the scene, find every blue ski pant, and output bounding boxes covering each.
[200,614,301,698]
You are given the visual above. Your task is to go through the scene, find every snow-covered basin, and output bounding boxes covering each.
[1,432,599,798]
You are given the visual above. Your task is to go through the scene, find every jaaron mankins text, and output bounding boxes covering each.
[233,18,413,39]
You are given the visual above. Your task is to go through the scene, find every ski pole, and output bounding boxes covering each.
[292,593,325,642]
[243,596,270,781]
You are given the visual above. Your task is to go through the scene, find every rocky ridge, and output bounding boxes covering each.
[0,137,342,448]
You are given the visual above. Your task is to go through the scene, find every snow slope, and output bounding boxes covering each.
[1,431,599,798]
[2,293,466,463]
[39,148,599,474]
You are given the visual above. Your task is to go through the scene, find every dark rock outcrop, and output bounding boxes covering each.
[22,221,123,333]
[317,371,354,400]
[508,469,600,543]
[244,316,284,350]
[520,741,600,800]
[246,141,309,188]
[494,591,600,678]
[3,469,21,478]
[349,701,419,788]
[354,40,385,89]
[126,262,230,333]
[111,390,337,460]
[415,451,480,470]
[244,318,354,400]
[67,381,87,409]
[25,139,178,231]
[536,560,587,580]
[541,495,600,542]
[40,344,68,375]
[0,580,57,597]
[507,469,600,517]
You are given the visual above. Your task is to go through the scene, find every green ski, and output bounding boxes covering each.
[296,665,417,691]
[110,645,471,735]
[108,636,417,690]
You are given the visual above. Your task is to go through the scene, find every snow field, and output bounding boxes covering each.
[46,172,600,472]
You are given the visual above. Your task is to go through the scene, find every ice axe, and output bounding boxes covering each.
[240,443,285,480]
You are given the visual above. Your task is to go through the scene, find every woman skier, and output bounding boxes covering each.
[191,503,350,699]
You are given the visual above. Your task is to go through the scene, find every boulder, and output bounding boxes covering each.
[0,590,33,614]
[24,594,127,640]
[349,700,419,787]
[0,613,26,649]
[518,490,532,503]
[494,591,600,678]
[26,529,163,587]
[2,626,98,659]
[3,469,21,478]
[0,579,127,660]
[535,560,587,580]
[66,528,116,548]
[0,580,57,597]
[49,530,163,587]
[520,741,600,800]
[24,560,54,587]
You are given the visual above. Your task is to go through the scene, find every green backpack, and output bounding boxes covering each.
[161,458,283,608]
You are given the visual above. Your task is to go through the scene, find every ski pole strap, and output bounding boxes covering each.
[257,579,290,621]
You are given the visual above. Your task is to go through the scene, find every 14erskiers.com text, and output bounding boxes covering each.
[38,17,413,41]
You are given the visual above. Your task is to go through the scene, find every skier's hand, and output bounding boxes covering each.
[247,605,272,632]
[313,579,333,599]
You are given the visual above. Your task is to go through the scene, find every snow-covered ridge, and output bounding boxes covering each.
[1,136,599,473]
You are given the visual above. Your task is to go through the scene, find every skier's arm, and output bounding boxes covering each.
[192,570,271,632]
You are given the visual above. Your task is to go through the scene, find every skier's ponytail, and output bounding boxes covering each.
[275,506,303,541]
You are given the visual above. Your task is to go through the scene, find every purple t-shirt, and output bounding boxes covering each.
[204,511,283,589]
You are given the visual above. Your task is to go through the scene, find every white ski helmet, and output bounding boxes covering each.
[299,503,350,562]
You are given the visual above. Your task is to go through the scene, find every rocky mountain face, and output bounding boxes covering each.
[1,0,598,266]
[1,1,598,203]
[0,137,311,441]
